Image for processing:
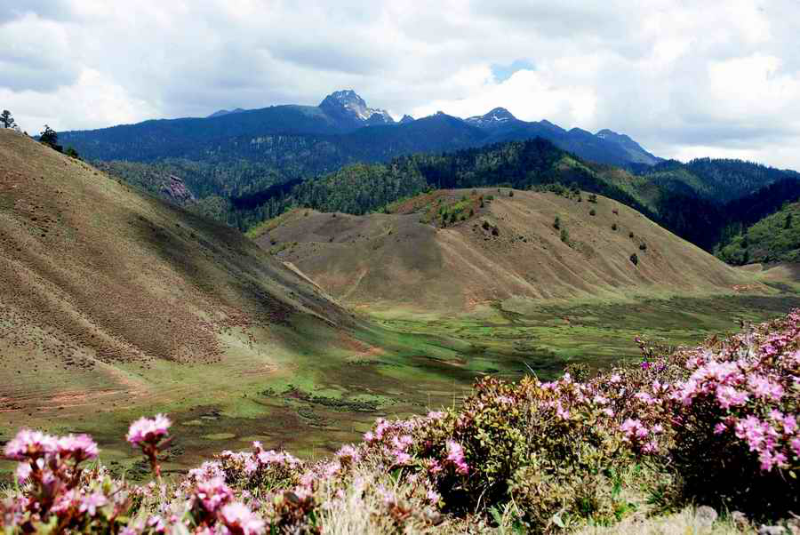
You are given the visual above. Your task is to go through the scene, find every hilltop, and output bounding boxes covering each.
[254,188,751,313]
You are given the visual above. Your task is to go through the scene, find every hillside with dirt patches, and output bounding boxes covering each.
[257,189,755,313]
[0,129,355,422]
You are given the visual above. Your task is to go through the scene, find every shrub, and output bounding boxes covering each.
[639,242,647,251]
[630,253,639,265]
[509,190,514,197]
[612,223,618,231]
[589,209,596,216]
[588,194,598,203]
[629,231,635,238]
[553,216,561,230]
[560,228,570,244]
[657,312,800,514]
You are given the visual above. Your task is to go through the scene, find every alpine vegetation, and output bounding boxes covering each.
[2,312,798,533]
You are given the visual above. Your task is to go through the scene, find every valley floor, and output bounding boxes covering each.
[3,290,799,482]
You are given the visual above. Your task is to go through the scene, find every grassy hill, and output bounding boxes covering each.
[0,129,362,436]
[253,188,751,313]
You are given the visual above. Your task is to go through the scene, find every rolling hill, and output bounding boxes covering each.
[253,188,752,313]
[0,128,360,432]
[233,138,800,257]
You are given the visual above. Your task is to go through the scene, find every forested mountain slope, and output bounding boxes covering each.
[717,201,800,265]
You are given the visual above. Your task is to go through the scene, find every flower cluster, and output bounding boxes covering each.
[127,414,172,482]
[2,430,132,533]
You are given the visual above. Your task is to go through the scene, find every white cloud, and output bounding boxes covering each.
[1,0,799,169]
[0,68,157,133]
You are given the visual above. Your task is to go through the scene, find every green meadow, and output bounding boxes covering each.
[2,291,799,482]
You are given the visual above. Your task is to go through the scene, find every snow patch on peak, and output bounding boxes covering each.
[465,107,518,128]
[319,90,394,126]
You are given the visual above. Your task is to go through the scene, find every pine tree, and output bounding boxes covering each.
[1,110,15,129]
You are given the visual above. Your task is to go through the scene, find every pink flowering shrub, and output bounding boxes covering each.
[1,310,798,533]
[410,374,633,529]
[655,311,799,513]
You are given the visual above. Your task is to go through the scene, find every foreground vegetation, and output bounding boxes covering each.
[3,310,797,533]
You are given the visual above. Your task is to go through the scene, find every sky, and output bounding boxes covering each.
[1,0,800,169]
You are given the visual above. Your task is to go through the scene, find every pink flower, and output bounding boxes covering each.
[15,463,31,483]
[57,434,98,462]
[194,477,233,513]
[714,423,727,435]
[426,459,443,475]
[52,489,81,514]
[324,461,342,477]
[3,429,57,460]
[715,386,749,409]
[126,414,171,446]
[147,515,165,532]
[392,435,413,451]
[782,415,797,435]
[642,441,659,454]
[735,416,769,452]
[620,418,650,446]
[336,445,361,464]
[220,502,265,535]
[747,375,784,401]
[393,451,411,465]
[759,450,788,471]
[445,440,469,475]
[79,492,108,517]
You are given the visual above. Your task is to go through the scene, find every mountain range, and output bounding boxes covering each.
[58,90,659,168]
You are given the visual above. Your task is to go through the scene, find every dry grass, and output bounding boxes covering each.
[0,129,354,445]
[576,507,751,535]
[256,188,757,313]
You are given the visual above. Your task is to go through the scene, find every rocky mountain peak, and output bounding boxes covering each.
[319,90,394,126]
